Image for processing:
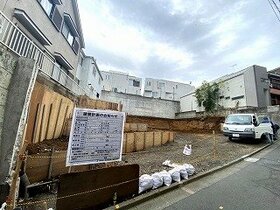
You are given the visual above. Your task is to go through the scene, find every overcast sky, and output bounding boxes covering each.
[78,0,280,87]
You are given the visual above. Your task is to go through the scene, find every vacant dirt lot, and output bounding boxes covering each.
[22,132,269,210]
[123,132,268,175]
[27,132,269,176]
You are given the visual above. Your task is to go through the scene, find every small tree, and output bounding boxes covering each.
[195,81,220,113]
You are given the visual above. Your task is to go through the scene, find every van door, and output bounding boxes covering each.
[255,122,273,139]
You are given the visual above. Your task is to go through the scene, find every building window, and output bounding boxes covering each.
[75,78,80,85]
[62,22,74,45]
[105,75,110,80]
[129,79,140,87]
[232,95,244,100]
[158,82,165,88]
[79,56,83,66]
[133,80,140,87]
[147,81,151,86]
[92,66,96,77]
[39,0,54,17]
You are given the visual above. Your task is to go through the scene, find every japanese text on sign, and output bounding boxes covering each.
[66,108,125,166]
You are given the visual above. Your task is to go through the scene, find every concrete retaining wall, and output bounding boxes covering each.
[0,45,19,188]
[0,45,18,149]
[0,44,37,198]
[101,91,180,119]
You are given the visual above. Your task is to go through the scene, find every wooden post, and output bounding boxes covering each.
[6,141,28,210]
[213,130,217,160]
[126,133,128,153]
[153,132,155,147]
[48,147,55,179]
[160,132,163,146]
[133,132,136,152]
[117,101,122,112]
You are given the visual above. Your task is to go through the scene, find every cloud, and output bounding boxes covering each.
[153,42,194,69]
[222,36,272,68]
[78,0,280,87]
[80,3,150,63]
[169,0,204,16]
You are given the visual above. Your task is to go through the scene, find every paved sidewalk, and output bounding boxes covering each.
[129,142,280,210]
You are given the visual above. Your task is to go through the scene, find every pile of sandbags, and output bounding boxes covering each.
[138,163,195,194]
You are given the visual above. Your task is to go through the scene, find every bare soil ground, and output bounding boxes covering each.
[22,132,269,210]
[27,132,268,176]
[123,132,268,175]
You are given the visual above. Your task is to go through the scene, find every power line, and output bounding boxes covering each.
[267,0,280,23]
[271,0,280,13]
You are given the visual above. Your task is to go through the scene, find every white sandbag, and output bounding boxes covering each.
[162,160,181,168]
[178,166,188,180]
[183,164,195,176]
[151,173,163,189]
[0,202,7,210]
[168,168,181,182]
[162,160,171,166]
[159,170,172,186]
[139,174,153,194]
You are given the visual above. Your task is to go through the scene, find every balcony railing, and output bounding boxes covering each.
[270,83,280,90]
[0,11,92,97]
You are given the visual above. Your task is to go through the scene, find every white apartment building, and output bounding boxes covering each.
[101,71,142,95]
[143,78,195,101]
[180,65,270,112]
[76,54,103,99]
[0,0,98,97]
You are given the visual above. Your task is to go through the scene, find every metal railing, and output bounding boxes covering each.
[0,11,92,97]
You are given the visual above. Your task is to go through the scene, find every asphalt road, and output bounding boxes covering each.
[130,142,280,210]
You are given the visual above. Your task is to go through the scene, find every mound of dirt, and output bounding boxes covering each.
[126,115,225,133]
[27,136,69,155]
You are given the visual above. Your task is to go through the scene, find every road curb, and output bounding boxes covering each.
[111,143,272,210]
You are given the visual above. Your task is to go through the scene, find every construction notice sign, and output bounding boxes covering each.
[66,108,125,166]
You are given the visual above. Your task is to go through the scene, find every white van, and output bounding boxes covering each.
[223,113,273,141]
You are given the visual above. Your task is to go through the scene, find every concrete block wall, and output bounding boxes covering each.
[101,91,180,119]
[0,45,18,154]
[0,44,38,202]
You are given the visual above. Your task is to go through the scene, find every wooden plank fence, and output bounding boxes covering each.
[26,82,120,144]
[123,131,175,153]
[26,131,175,183]
[125,123,148,132]
[63,122,148,136]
